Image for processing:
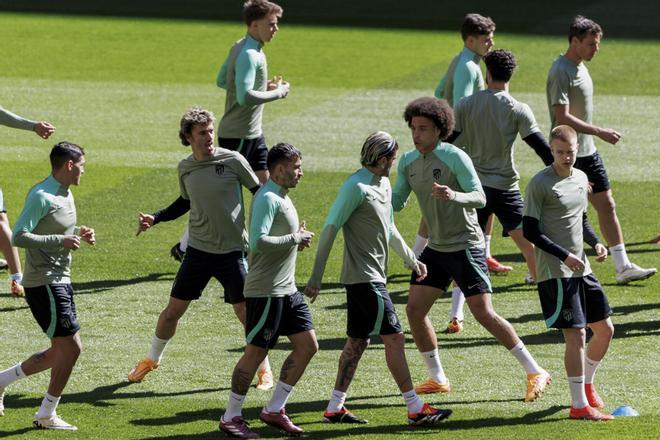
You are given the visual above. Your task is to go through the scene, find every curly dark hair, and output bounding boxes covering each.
[403,97,454,140]
[569,15,602,43]
[461,13,496,41]
[484,49,517,82]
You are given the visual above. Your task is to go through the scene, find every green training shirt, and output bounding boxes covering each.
[392,143,486,252]
[546,54,595,157]
[524,166,592,282]
[217,34,287,139]
[0,106,36,131]
[434,47,485,107]
[243,179,302,298]
[454,89,541,190]
[178,147,259,254]
[308,167,417,288]
[12,175,79,287]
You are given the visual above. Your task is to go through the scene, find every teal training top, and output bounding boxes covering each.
[243,179,302,298]
[12,175,79,287]
[0,106,36,131]
[434,47,485,107]
[546,55,595,157]
[308,167,418,288]
[178,147,259,254]
[217,34,287,139]
[454,89,541,190]
[524,166,592,282]
[392,143,486,252]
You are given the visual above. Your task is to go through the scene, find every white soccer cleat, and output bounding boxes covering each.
[0,386,5,416]
[616,263,657,284]
[33,413,78,430]
[0,258,8,269]
[524,272,535,285]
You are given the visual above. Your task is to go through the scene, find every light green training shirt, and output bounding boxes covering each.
[392,143,486,252]
[434,47,485,107]
[308,167,417,288]
[244,179,302,298]
[546,54,595,157]
[12,175,79,287]
[454,89,541,190]
[217,34,287,139]
[524,166,592,282]
[0,106,36,131]
[178,147,259,254]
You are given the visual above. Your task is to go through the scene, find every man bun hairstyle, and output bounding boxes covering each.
[360,131,398,167]
[403,97,454,140]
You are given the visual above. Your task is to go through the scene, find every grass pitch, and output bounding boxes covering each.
[0,12,658,439]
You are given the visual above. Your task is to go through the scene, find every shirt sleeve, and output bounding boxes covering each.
[547,67,571,106]
[249,193,300,253]
[12,190,63,248]
[453,62,480,105]
[388,215,418,270]
[517,103,541,139]
[216,52,230,90]
[445,148,485,207]
[235,50,284,106]
[523,175,544,220]
[391,157,412,212]
[434,72,447,99]
[178,166,190,200]
[0,106,36,131]
[234,154,260,189]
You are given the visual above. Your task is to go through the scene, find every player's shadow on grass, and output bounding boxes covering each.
[72,272,175,295]
[0,427,35,438]
[2,381,228,412]
[0,302,30,312]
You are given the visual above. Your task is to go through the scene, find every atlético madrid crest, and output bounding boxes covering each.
[215,164,225,175]
[433,169,442,181]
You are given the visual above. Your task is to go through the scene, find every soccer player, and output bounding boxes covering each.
[432,13,507,334]
[523,125,614,421]
[304,132,452,427]
[392,97,550,402]
[128,108,273,391]
[0,106,55,297]
[220,143,317,438]
[546,15,656,284]
[170,0,290,261]
[450,48,554,288]
[0,142,92,430]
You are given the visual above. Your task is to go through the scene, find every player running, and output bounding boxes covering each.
[392,97,550,401]
[304,132,452,427]
[0,142,92,430]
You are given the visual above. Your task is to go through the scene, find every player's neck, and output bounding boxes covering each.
[488,81,507,92]
[551,163,573,178]
[564,48,583,65]
[51,172,71,189]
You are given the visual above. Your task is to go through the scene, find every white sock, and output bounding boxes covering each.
[509,341,542,375]
[412,234,428,258]
[420,349,448,384]
[449,287,465,322]
[0,363,26,388]
[568,375,589,408]
[584,357,600,384]
[402,389,424,414]
[179,228,189,252]
[265,381,293,413]
[610,243,631,273]
[223,391,246,420]
[36,392,60,419]
[485,235,492,258]
[148,335,169,363]
[10,272,22,284]
[326,389,347,413]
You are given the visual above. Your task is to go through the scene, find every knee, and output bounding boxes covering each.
[162,305,184,322]
[598,321,615,341]
[471,307,494,326]
[406,301,427,321]
[383,332,405,349]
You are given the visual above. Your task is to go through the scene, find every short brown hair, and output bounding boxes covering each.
[243,0,283,25]
[461,13,496,41]
[179,107,215,146]
[404,97,454,140]
[569,15,602,43]
[550,125,578,145]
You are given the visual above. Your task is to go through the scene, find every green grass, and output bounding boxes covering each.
[0,12,658,439]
